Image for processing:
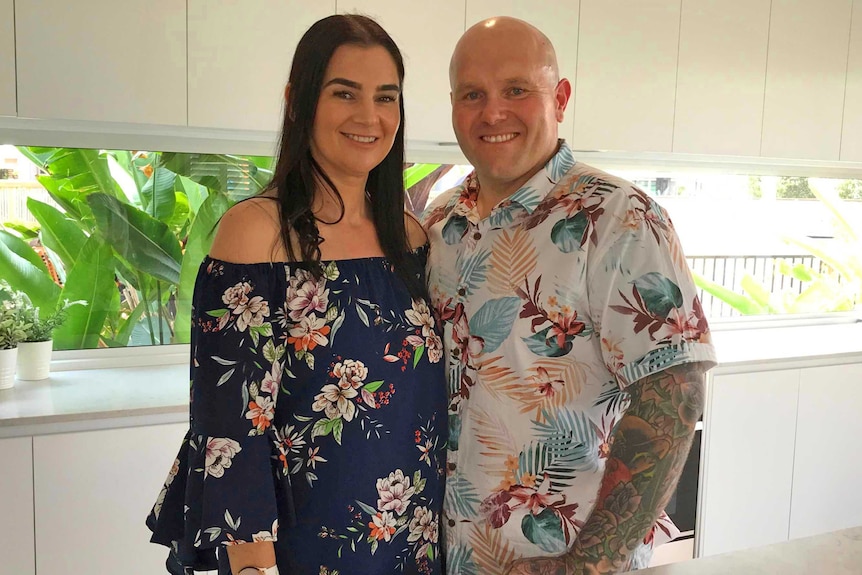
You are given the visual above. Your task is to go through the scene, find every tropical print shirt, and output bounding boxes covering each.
[423,141,717,574]
[147,246,447,575]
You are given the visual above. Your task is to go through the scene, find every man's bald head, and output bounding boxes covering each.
[450,17,560,89]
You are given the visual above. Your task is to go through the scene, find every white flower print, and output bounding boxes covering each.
[287,314,331,352]
[307,446,327,469]
[245,395,276,432]
[275,424,306,455]
[369,511,398,542]
[252,520,279,542]
[376,469,415,515]
[425,333,443,364]
[205,437,242,478]
[333,359,368,390]
[287,269,330,321]
[405,299,435,337]
[260,359,282,397]
[312,384,358,421]
[407,506,438,543]
[152,458,181,519]
[234,295,270,332]
[222,282,251,308]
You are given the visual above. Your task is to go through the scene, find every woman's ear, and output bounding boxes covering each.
[284,83,295,121]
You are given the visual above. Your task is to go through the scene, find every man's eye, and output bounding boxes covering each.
[510,87,525,96]
[465,92,481,101]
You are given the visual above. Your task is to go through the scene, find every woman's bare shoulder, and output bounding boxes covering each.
[404,211,429,250]
[209,197,283,263]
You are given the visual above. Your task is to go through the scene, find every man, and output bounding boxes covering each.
[422,17,718,575]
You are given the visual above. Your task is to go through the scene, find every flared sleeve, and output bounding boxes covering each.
[147,258,294,573]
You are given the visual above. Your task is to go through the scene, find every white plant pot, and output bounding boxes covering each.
[0,346,17,390]
[16,340,53,381]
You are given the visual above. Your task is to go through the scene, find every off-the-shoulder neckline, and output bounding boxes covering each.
[204,242,429,267]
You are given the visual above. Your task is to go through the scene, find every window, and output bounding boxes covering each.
[1,144,859,352]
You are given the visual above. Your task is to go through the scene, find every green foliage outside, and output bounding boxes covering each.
[0,148,442,350]
[695,186,861,315]
[776,176,815,200]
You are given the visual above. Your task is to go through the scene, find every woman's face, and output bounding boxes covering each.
[310,44,402,187]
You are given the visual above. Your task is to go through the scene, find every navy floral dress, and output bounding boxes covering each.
[147,246,447,575]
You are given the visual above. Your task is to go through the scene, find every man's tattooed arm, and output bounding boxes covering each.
[505,363,707,575]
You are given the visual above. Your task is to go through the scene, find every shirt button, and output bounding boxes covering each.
[448,462,457,471]
[457,288,466,296]
[473,231,482,240]
[448,519,456,527]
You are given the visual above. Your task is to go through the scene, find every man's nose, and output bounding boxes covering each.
[480,94,507,124]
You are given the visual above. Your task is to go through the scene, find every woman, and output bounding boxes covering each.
[147,15,447,575]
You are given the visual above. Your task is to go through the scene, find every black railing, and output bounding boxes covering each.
[687,255,831,318]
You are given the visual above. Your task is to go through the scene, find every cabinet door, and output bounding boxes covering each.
[338,0,464,144]
[760,0,853,160]
[673,0,770,156]
[699,370,799,557]
[15,0,186,125]
[0,0,14,116]
[573,0,680,152]
[465,1,579,144]
[33,424,188,575]
[841,0,862,161]
[0,437,34,575]
[790,363,862,539]
[188,1,335,131]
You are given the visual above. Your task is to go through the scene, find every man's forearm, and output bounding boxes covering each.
[565,363,705,573]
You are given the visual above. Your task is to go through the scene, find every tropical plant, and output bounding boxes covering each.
[0,281,30,349]
[694,187,862,315]
[0,147,448,350]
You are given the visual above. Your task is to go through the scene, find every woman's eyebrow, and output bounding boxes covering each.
[323,78,401,93]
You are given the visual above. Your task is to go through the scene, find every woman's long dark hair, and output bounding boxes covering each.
[268,14,424,298]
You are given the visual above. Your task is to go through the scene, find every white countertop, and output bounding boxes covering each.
[1,321,860,437]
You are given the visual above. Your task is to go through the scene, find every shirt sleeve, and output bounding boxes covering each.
[147,259,292,571]
[587,185,718,388]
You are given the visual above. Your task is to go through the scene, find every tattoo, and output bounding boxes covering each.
[565,363,705,574]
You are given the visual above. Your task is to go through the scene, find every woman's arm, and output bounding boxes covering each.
[226,542,277,574]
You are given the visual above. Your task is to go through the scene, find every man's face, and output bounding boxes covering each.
[450,35,569,195]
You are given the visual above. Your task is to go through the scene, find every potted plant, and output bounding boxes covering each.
[0,282,29,389]
[0,280,84,381]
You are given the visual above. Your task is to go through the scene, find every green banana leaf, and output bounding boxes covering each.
[693,272,766,315]
[26,198,88,270]
[2,222,39,239]
[18,147,123,200]
[0,229,61,311]
[141,166,178,221]
[175,175,208,216]
[404,164,441,189]
[87,193,183,285]
[52,237,117,350]
[173,192,232,343]
[36,175,93,223]
[161,152,273,197]
[740,275,779,313]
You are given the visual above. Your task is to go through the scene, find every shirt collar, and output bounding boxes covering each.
[455,140,576,217]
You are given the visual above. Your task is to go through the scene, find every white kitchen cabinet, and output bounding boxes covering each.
[673,0,770,156]
[573,0,680,153]
[188,1,335,132]
[337,0,464,144]
[33,424,188,575]
[0,0,15,117]
[699,369,799,557]
[464,1,579,144]
[789,363,862,539]
[841,0,862,161]
[15,0,186,125]
[760,0,853,160]
[0,437,34,575]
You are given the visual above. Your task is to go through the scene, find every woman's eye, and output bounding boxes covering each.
[378,95,398,103]
[334,91,354,100]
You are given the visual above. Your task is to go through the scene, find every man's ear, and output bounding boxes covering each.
[554,78,572,123]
